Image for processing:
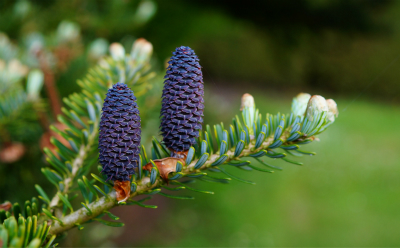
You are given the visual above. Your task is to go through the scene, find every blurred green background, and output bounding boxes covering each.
[1,0,399,246]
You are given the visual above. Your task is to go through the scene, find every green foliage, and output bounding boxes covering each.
[0,35,45,144]
[0,86,42,143]
[0,1,156,43]
[0,199,56,248]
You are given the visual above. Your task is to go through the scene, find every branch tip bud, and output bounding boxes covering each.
[306,95,328,122]
[240,93,255,111]
[131,38,153,62]
[291,92,311,116]
[326,99,338,123]
[109,42,125,61]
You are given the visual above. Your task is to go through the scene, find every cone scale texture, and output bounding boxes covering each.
[99,83,141,182]
[160,46,204,153]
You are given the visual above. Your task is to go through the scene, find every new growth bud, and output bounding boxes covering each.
[326,99,339,123]
[109,42,125,61]
[88,38,109,61]
[291,93,311,116]
[26,69,44,101]
[241,93,256,136]
[306,95,328,122]
[131,38,153,63]
[56,21,80,43]
[240,93,255,110]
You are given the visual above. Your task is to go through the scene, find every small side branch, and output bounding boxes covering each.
[49,122,99,208]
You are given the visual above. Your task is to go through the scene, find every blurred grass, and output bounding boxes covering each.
[133,90,400,247]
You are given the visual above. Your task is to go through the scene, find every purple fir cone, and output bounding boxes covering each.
[160,46,204,153]
[99,83,141,182]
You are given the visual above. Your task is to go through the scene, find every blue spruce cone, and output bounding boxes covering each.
[160,46,204,153]
[99,82,141,182]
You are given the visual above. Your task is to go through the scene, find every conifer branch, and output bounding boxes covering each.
[49,121,99,208]
[49,126,297,235]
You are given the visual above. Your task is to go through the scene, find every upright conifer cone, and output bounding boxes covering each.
[99,83,141,182]
[160,46,204,153]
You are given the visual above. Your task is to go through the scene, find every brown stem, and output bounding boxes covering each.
[37,51,62,119]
